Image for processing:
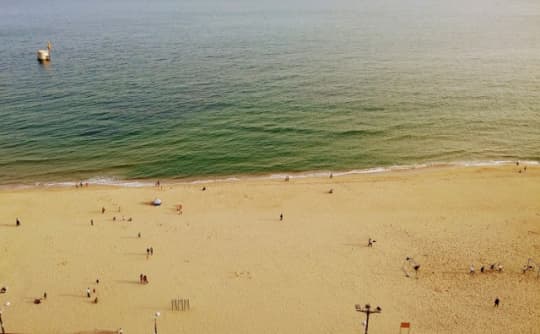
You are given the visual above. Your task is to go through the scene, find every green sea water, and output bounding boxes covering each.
[1,0,539,184]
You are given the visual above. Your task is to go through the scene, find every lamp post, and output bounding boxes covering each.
[153,311,160,334]
[0,301,11,334]
[355,303,381,334]
[0,310,4,334]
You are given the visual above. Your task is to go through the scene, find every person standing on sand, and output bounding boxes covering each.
[90,219,94,226]
[150,247,154,256]
[280,213,283,221]
[86,287,91,298]
[16,218,20,226]
[494,297,500,307]
[101,207,105,214]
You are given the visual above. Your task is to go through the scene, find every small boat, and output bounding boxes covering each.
[37,41,52,62]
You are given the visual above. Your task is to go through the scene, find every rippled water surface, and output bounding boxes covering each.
[1,0,539,183]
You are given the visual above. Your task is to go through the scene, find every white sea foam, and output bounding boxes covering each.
[0,160,536,189]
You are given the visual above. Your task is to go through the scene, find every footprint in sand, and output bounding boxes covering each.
[233,271,252,279]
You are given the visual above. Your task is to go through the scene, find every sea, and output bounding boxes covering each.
[1,0,539,185]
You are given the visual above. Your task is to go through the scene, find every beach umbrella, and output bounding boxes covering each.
[152,198,162,206]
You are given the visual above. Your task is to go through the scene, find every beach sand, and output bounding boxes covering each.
[0,165,539,333]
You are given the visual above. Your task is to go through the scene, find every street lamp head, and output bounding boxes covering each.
[376,306,382,312]
[365,304,370,310]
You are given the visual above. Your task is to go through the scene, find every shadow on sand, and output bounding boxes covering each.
[114,279,140,285]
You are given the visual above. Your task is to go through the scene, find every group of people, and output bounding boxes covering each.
[516,161,528,174]
[86,286,99,304]
[112,216,133,222]
[139,274,149,284]
[469,263,503,274]
[146,247,154,258]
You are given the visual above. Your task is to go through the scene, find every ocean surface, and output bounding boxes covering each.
[1,0,539,185]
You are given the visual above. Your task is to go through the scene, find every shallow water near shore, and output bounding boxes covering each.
[1,0,539,184]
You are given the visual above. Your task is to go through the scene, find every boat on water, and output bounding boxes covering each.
[37,41,52,62]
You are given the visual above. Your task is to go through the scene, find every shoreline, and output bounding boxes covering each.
[1,159,537,190]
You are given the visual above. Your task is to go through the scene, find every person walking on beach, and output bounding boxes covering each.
[150,247,154,256]
[494,297,500,307]
[469,264,475,274]
[90,219,94,226]
[16,218,20,226]
[280,213,283,221]
[368,238,375,247]
[140,274,143,284]
[86,287,91,298]
[101,207,106,214]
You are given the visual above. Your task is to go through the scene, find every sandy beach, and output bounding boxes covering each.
[0,165,539,334]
